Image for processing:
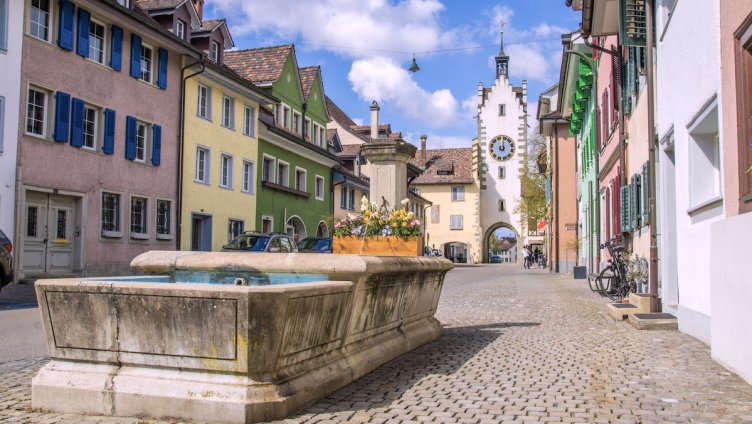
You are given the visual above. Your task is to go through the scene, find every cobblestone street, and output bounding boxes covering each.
[2,265,752,423]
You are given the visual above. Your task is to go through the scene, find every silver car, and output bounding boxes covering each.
[0,229,13,290]
[221,232,299,253]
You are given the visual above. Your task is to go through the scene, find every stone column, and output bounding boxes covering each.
[360,139,417,211]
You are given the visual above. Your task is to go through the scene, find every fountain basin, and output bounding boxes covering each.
[31,251,452,423]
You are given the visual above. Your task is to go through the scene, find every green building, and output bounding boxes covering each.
[225,45,339,240]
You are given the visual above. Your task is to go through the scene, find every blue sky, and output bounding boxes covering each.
[205,0,580,149]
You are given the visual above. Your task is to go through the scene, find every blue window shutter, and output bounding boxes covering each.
[125,116,137,160]
[70,98,84,147]
[151,124,161,166]
[110,26,123,71]
[103,109,116,154]
[53,92,71,143]
[58,0,75,51]
[157,48,168,90]
[130,34,142,79]
[76,8,90,57]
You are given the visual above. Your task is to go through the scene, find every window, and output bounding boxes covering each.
[318,126,326,147]
[313,124,321,145]
[450,215,463,230]
[228,219,243,242]
[499,199,505,212]
[262,155,275,182]
[242,161,254,193]
[222,95,234,129]
[304,117,311,140]
[0,97,3,152]
[156,199,171,238]
[293,111,301,135]
[340,187,347,209]
[220,154,233,188]
[116,0,130,7]
[315,175,324,200]
[736,16,752,213]
[88,19,106,64]
[26,206,38,237]
[283,105,291,129]
[209,40,219,63]
[29,0,50,42]
[197,84,210,119]
[243,105,255,137]
[130,196,148,238]
[349,188,355,210]
[277,161,289,186]
[451,186,465,201]
[498,166,506,179]
[82,105,98,150]
[195,147,209,183]
[498,104,506,116]
[175,19,185,40]
[0,0,7,51]
[431,205,440,223]
[688,101,721,211]
[261,216,273,233]
[295,167,306,192]
[101,192,121,236]
[135,121,147,162]
[26,87,47,137]
[140,43,153,83]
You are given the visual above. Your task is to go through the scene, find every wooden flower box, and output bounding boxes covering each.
[333,236,423,257]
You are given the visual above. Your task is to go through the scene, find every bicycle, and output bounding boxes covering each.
[596,240,634,302]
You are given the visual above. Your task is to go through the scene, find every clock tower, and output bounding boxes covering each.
[475,30,528,262]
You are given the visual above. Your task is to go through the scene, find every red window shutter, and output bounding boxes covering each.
[601,92,608,146]
[613,171,621,235]
[595,104,601,151]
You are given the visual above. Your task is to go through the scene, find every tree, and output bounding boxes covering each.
[488,232,503,255]
[515,129,548,236]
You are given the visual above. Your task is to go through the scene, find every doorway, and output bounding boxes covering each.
[191,213,212,251]
[22,191,79,276]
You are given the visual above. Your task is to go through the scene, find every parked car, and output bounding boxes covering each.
[221,232,298,253]
[489,255,502,263]
[297,237,332,253]
[0,229,13,290]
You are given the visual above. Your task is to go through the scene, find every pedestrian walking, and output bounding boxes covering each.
[522,245,530,269]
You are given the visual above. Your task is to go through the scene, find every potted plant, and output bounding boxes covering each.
[333,196,423,256]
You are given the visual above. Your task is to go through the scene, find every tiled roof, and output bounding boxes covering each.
[134,0,185,11]
[325,96,356,126]
[410,148,475,185]
[351,124,392,137]
[224,45,293,86]
[299,66,319,99]
[337,144,362,158]
[326,128,337,142]
[194,19,223,33]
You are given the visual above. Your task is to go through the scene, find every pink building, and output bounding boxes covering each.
[16,0,199,278]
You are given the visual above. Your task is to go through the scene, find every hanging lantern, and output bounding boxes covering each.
[408,54,420,73]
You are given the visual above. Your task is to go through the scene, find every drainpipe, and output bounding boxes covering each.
[176,56,206,250]
[554,121,560,273]
[645,0,659,312]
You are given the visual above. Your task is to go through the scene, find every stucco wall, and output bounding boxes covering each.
[0,0,23,241]
[551,122,578,272]
[656,0,722,343]
[180,73,261,251]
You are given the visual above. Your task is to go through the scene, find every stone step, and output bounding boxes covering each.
[607,302,645,321]
[629,293,652,310]
[628,313,678,331]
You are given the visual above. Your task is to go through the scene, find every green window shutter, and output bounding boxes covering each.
[630,175,639,230]
[642,162,650,225]
[620,185,630,233]
[620,0,647,47]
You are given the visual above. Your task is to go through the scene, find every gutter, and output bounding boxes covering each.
[645,0,659,312]
[176,57,206,250]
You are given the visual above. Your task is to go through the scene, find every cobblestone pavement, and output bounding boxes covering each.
[2,265,752,423]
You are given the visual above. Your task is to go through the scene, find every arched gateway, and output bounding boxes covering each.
[483,223,520,263]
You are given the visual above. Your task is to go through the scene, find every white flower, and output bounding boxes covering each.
[360,202,367,212]
[400,198,409,206]
[371,201,378,209]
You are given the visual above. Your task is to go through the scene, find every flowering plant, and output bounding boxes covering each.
[334,196,422,239]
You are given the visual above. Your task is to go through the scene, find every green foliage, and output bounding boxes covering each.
[515,130,548,232]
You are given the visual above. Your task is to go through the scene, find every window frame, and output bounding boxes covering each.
[155,198,173,240]
[219,153,233,189]
[134,120,148,163]
[451,186,465,202]
[498,166,506,179]
[498,199,505,212]
[262,154,276,183]
[0,0,7,51]
[295,166,307,192]
[498,104,506,116]
[241,160,255,194]
[276,160,290,187]
[227,219,244,242]
[29,0,52,43]
[736,14,752,212]
[197,83,211,120]
[292,110,301,135]
[243,105,255,137]
[81,103,100,151]
[129,195,149,239]
[449,214,464,230]
[175,19,185,40]
[340,186,347,209]
[101,190,122,238]
[686,99,721,214]
[87,17,107,65]
[0,96,4,153]
[195,146,210,184]
[139,41,154,84]
[282,104,291,129]
[314,175,325,200]
[221,95,234,129]
[209,40,220,63]
[304,117,311,141]
[25,86,48,138]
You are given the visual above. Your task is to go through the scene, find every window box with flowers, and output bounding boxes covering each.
[333,196,423,256]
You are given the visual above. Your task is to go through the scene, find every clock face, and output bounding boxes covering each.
[489,135,515,161]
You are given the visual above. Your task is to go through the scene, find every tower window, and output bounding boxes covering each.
[498,104,506,116]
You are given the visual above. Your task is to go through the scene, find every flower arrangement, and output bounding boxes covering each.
[334,196,422,239]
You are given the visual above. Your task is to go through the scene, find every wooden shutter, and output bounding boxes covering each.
[630,175,639,229]
[620,185,630,233]
[151,125,162,166]
[130,34,142,79]
[611,49,620,128]
[642,162,650,225]
[53,92,71,143]
[620,0,647,47]
[110,26,123,71]
[70,98,84,148]
[103,109,116,155]
[57,0,75,51]
[157,48,168,90]
[76,8,90,58]
[125,116,137,160]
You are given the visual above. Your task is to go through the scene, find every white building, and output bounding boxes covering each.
[656,0,721,346]
[476,32,528,262]
[0,0,22,248]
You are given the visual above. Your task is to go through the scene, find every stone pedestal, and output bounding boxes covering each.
[360,139,417,210]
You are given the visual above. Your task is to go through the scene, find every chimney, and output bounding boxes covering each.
[192,0,204,21]
[370,101,380,139]
[420,134,427,167]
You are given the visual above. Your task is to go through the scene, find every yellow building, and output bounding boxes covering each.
[180,60,276,251]
[411,145,481,263]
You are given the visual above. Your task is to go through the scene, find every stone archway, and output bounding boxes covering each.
[483,222,521,263]
[316,221,329,237]
[285,216,307,242]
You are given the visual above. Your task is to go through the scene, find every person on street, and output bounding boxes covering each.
[522,246,530,269]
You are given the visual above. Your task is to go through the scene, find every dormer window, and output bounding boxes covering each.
[209,40,219,63]
[176,19,185,41]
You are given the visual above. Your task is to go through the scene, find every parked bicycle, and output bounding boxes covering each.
[594,240,634,302]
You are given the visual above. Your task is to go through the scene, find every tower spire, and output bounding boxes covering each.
[495,21,509,79]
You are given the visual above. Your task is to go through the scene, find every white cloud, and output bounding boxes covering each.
[352,118,364,126]
[404,132,470,149]
[348,56,458,128]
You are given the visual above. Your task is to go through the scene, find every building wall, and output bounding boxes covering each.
[17,0,188,276]
[180,72,261,251]
[416,183,481,264]
[656,0,722,344]
[328,120,371,177]
[333,184,365,220]
[0,0,23,242]
[550,122,578,272]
